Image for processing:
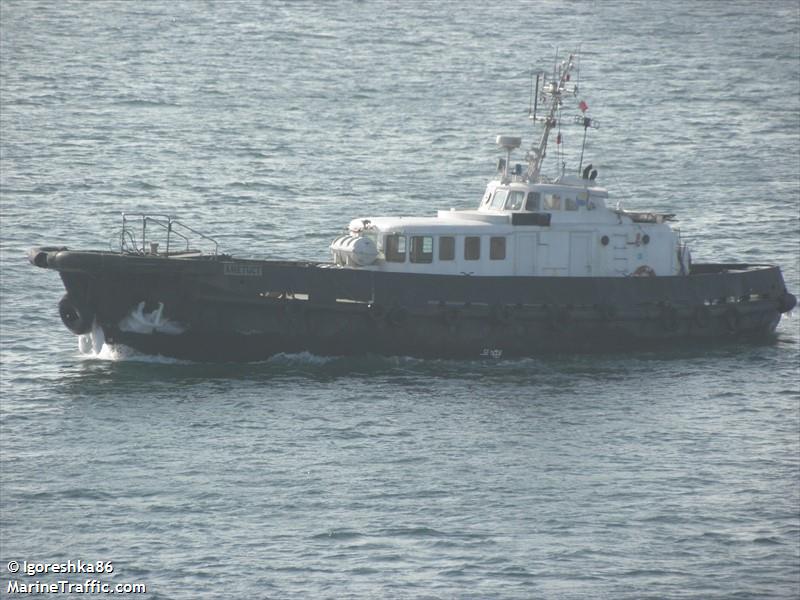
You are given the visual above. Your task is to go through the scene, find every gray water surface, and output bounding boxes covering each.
[1,1,799,598]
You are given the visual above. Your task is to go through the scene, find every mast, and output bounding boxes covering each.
[525,53,578,182]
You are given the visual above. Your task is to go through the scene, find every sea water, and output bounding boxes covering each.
[1,1,798,598]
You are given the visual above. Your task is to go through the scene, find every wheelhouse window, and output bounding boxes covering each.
[525,191,541,211]
[465,236,481,260]
[565,196,578,210]
[384,234,406,262]
[543,193,561,210]
[410,236,433,263]
[490,237,506,260]
[439,236,455,260]
[504,190,525,210]
[490,189,508,210]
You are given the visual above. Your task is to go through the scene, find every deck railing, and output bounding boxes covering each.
[119,213,218,256]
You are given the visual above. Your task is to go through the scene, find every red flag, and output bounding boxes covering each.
[578,100,589,112]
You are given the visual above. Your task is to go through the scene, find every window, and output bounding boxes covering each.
[525,192,541,211]
[410,236,433,263]
[543,193,561,210]
[439,236,455,261]
[384,234,406,262]
[490,189,508,210]
[490,237,506,260]
[565,196,578,210]
[504,190,525,210]
[465,236,481,260]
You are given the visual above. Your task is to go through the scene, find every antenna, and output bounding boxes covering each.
[528,69,534,118]
[525,51,578,182]
[552,46,559,82]
[578,116,591,175]
[576,98,598,174]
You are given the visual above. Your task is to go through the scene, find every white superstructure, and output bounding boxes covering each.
[330,53,690,278]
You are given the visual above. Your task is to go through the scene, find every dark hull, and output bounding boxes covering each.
[30,248,797,361]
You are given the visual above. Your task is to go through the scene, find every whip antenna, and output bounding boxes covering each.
[528,69,534,118]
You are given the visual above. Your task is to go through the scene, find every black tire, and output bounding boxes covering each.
[28,246,65,268]
[58,293,94,335]
[694,305,712,329]
[661,305,680,332]
[724,306,740,332]
[33,250,49,268]
[596,304,617,320]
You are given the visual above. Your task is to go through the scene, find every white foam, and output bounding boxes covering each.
[266,351,338,366]
[78,333,92,354]
[77,332,188,364]
[77,313,189,363]
[78,320,115,359]
[118,301,185,335]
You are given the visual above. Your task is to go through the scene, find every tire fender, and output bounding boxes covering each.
[58,293,94,335]
[661,305,680,332]
[724,305,740,332]
[694,305,711,329]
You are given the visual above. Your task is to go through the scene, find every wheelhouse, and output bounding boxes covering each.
[329,52,687,279]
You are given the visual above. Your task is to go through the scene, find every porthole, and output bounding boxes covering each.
[642,234,650,245]
[601,235,609,246]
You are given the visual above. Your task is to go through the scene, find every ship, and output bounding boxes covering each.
[29,53,796,361]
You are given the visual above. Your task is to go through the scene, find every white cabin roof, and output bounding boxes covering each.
[350,214,512,235]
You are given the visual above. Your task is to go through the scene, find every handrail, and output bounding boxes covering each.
[120,213,219,256]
